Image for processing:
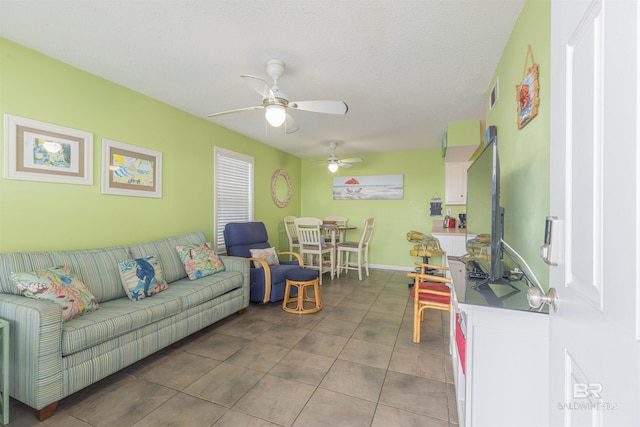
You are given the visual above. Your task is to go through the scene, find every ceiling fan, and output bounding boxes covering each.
[326,142,362,172]
[208,59,348,134]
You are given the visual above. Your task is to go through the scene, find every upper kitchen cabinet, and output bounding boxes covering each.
[443,121,481,205]
[445,161,471,205]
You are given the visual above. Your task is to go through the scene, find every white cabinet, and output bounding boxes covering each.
[448,258,549,427]
[445,161,471,205]
[436,233,470,259]
[431,231,474,277]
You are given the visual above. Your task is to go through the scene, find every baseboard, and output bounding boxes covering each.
[368,263,414,272]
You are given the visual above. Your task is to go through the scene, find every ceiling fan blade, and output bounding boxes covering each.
[208,105,263,118]
[339,162,354,168]
[241,75,274,99]
[289,100,348,115]
[284,113,299,134]
[339,158,363,163]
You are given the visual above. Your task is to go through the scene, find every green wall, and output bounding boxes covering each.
[447,120,481,147]
[0,38,301,252]
[301,149,456,268]
[485,0,551,288]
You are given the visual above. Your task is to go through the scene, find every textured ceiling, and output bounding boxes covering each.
[0,0,524,159]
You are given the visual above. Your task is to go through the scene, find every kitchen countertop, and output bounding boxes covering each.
[431,226,469,235]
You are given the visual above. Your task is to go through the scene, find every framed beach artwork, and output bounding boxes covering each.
[333,174,403,200]
[3,114,93,185]
[101,139,162,198]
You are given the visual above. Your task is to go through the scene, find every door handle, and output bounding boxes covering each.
[527,287,558,312]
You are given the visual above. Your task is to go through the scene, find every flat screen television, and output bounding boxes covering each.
[465,135,504,281]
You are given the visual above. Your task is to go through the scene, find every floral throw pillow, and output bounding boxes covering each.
[11,265,100,321]
[117,255,169,301]
[249,247,280,268]
[176,242,225,280]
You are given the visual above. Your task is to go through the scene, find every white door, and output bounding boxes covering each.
[549,0,639,426]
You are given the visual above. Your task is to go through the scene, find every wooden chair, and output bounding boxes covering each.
[323,215,349,243]
[407,262,453,343]
[283,215,300,258]
[295,217,335,285]
[336,217,375,280]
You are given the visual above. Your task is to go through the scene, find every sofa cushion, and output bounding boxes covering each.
[128,232,207,283]
[0,246,130,302]
[61,290,182,356]
[12,265,99,321]
[175,243,225,280]
[60,269,244,355]
[170,270,244,311]
[117,255,168,301]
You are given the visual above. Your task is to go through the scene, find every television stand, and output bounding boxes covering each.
[447,257,549,427]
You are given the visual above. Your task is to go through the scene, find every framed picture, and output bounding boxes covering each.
[3,114,93,185]
[333,174,403,200]
[516,63,540,129]
[101,139,162,198]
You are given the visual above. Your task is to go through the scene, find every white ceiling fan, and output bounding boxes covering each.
[208,59,348,133]
[326,141,363,172]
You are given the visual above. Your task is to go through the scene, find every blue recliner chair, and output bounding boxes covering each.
[224,222,303,303]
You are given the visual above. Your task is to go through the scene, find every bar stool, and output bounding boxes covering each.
[282,268,322,314]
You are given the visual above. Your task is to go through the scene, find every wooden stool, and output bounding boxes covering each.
[282,268,322,314]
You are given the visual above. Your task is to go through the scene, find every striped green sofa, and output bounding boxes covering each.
[0,232,250,421]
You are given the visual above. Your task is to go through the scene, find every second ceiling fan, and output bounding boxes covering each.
[208,59,348,133]
[326,142,362,172]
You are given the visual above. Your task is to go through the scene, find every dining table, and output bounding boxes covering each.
[320,223,357,247]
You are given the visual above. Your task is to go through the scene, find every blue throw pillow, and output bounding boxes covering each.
[117,255,168,301]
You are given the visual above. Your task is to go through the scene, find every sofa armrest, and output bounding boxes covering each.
[0,293,64,410]
[218,255,251,307]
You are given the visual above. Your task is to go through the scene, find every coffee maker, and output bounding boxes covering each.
[458,213,467,228]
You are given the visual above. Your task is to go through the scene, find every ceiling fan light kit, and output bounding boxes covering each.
[265,104,287,127]
[208,59,348,133]
[328,162,340,173]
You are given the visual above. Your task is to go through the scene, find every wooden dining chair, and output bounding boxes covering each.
[295,217,335,285]
[336,217,375,280]
[283,215,300,259]
[407,262,453,343]
[323,215,349,243]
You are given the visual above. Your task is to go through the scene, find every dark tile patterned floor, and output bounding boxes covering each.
[7,269,458,427]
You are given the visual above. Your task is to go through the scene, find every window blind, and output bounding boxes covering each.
[214,147,254,252]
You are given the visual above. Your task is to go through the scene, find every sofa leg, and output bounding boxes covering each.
[236,308,246,315]
[35,401,59,421]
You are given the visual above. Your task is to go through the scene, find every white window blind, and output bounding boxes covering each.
[214,147,253,252]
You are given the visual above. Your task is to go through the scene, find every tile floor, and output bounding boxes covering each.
[7,269,459,427]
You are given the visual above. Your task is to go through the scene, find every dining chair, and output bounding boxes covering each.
[407,262,453,343]
[336,217,374,280]
[295,217,335,285]
[283,215,300,259]
[323,215,349,243]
